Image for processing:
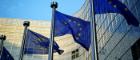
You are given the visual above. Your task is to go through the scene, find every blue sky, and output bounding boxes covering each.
[0,0,84,21]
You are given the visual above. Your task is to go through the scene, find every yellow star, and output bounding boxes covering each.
[37,38,45,42]
[39,47,45,50]
[37,38,42,42]
[32,40,38,44]
[113,5,117,8]
[77,23,81,26]
[64,22,67,25]
[79,28,82,31]
[68,20,72,22]
[7,55,9,57]
[36,39,40,42]
[124,8,128,11]
[76,37,79,40]
[36,45,42,48]
[108,1,112,4]
[78,33,81,36]
[74,21,76,23]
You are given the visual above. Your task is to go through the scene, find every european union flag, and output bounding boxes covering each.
[24,29,64,55]
[54,11,91,50]
[0,47,14,60]
[93,0,139,26]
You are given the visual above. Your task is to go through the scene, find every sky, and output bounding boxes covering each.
[0,0,84,21]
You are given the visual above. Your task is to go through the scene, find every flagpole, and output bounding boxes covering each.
[48,1,57,60]
[89,0,99,60]
[0,35,6,59]
[19,21,30,60]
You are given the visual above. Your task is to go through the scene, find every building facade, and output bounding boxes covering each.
[76,0,140,60]
[0,18,88,60]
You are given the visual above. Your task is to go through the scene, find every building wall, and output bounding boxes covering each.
[0,18,87,60]
[97,0,140,60]
[76,0,140,60]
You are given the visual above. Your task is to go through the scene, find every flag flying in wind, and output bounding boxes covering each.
[93,0,139,26]
[0,47,14,60]
[24,29,64,55]
[54,10,91,50]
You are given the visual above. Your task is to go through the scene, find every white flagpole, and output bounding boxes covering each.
[48,1,57,60]
[89,0,99,60]
[19,21,30,60]
[0,35,6,59]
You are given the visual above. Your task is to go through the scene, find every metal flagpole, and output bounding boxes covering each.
[48,1,57,60]
[89,0,99,60]
[0,35,6,59]
[19,21,30,60]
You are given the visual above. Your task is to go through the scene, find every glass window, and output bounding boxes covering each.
[131,39,140,60]
[71,49,79,60]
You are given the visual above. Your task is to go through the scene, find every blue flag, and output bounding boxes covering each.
[93,0,139,26]
[54,11,91,50]
[0,47,14,60]
[24,29,64,55]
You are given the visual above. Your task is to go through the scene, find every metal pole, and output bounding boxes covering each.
[0,35,6,59]
[89,0,99,60]
[48,1,57,60]
[19,21,30,60]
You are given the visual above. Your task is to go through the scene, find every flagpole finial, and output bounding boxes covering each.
[23,21,30,27]
[0,35,6,41]
[51,1,58,8]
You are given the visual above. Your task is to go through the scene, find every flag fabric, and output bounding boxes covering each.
[54,10,91,50]
[0,47,14,60]
[24,29,64,55]
[93,0,139,26]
